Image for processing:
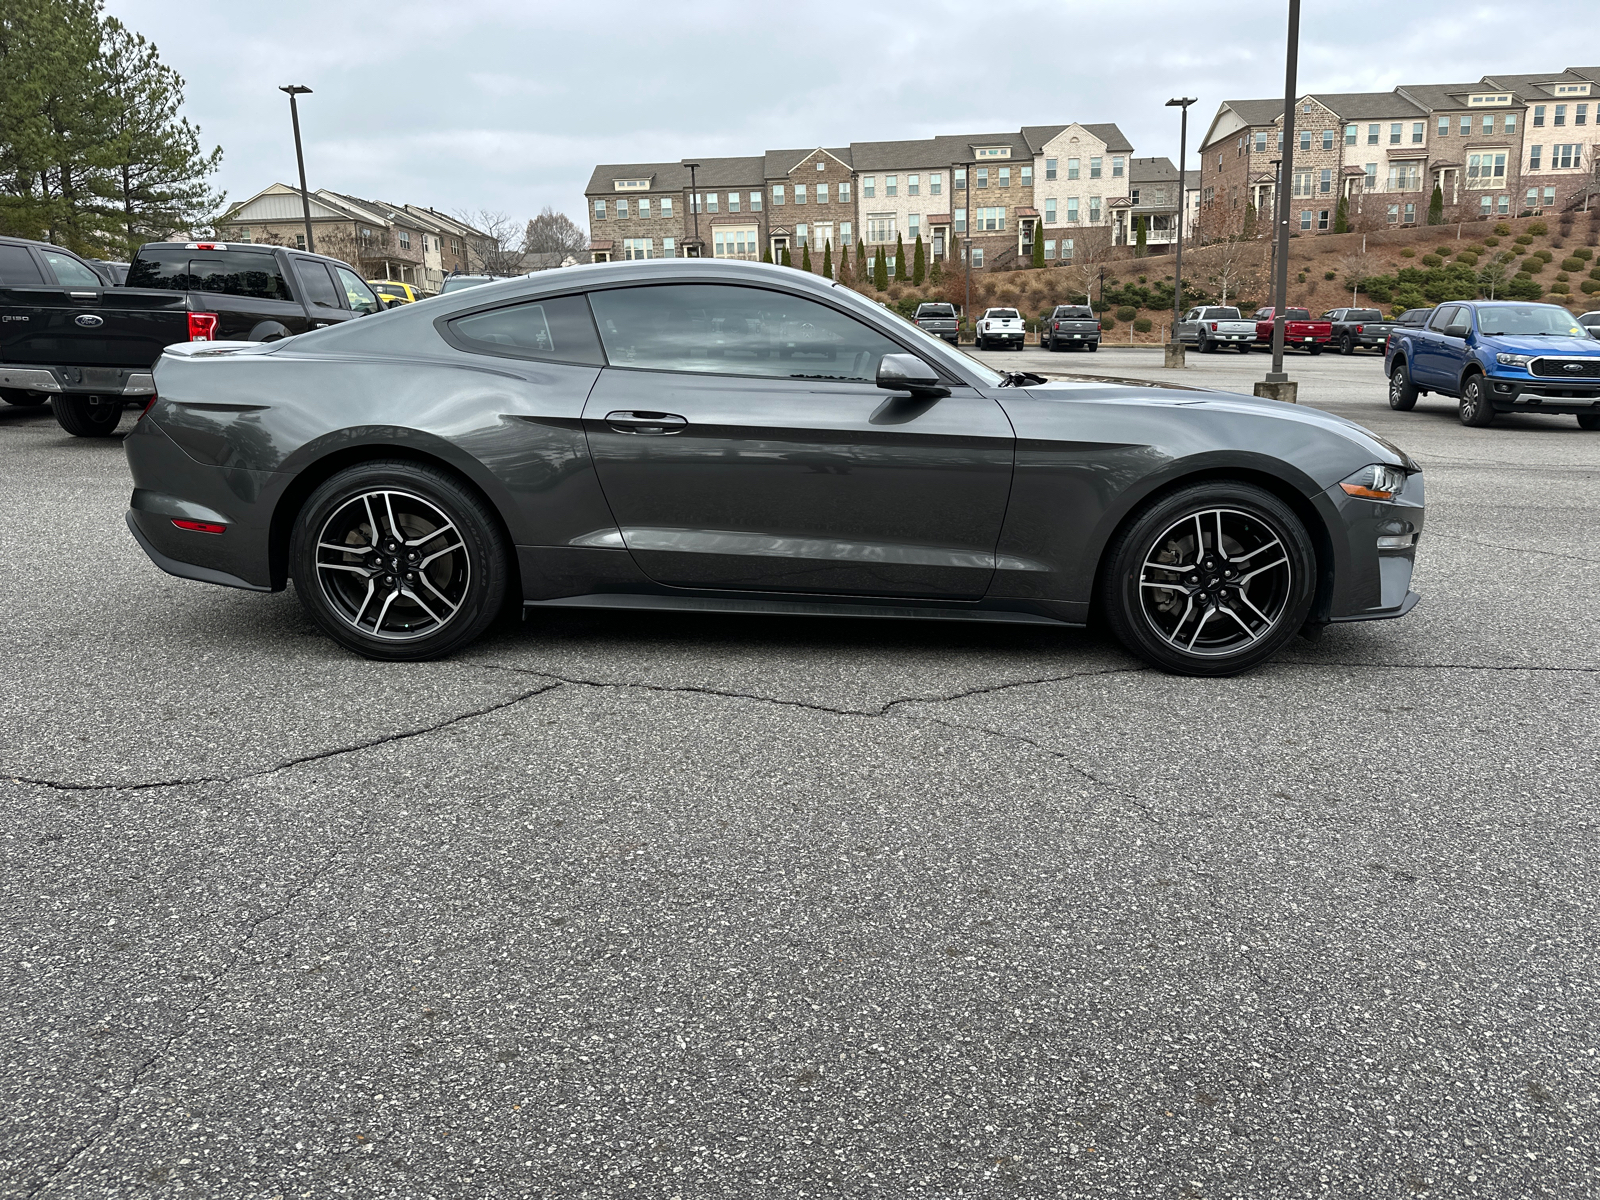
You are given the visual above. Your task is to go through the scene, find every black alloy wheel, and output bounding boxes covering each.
[1199,333,1215,354]
[1101,481,1316,676]
[1459,374,1495,427]
[289,460,508,661]
[52,394,123,437]
[1341,334,1355,355]
[1388,363,1419,411]
[1,387,50,407]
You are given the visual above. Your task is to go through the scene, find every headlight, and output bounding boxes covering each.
[1495,352,1534,367]
[1339,464,1406,501]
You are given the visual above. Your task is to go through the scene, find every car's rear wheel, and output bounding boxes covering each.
[1085,342,1098,353]
[289,460,509,661]
[53,394,123,437]
[1340,334,1355,355]
[1198,333,1213,353]
[1578,413,1600,430]
[1308,344,1323,356]
[1,387,50,407]
[1388,362,1418,411]
[1100,481,1316,677]
[1459,374,1494,427]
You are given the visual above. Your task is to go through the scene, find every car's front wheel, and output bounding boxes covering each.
[1459,374,1494,427]
[289,460,509,661]
[1388,362,1418,411]
[1100,481,1316,677]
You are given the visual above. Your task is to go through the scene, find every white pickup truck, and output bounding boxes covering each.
[975,307,1025,350]
[1175,305,1256,353]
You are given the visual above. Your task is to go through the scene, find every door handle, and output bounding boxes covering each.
[604,410,686,435]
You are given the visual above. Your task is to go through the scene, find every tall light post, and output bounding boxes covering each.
[279,85,315,254]
[1165,97,1196,368]
[1255,0,1301,403]
[683,162,701,258]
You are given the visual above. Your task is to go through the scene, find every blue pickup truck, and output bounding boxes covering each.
[1385,300,1600,429]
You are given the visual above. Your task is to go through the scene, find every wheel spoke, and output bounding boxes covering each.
[418,538,464,568]
[1230,537,1282,562]
[403,586,444,625]
[1164,598,1195,645]
[319,542,368,556]
[419,571,462,612]
[407,521,457,549]
[360,495,381,547]
[1234,589,1274,627]
[1219,605,1260,641]
[1239,556,1288,583]
[318,561,374,577]
[351,579,376,627]
[372,587,401,632]
[1186,605,1217,651]
[383,493,404,544]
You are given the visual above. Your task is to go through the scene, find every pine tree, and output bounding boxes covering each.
[874,245,888,291]
[781,245,791,267]
[762,247,772,263]
[894,233,908,282]
[801,241,812,272]
[930,258,943,285]
[1032,225,1046,268]
[1134,216,1147,257]
[1333,196,1350,234]
[912,234,926,285]
[1427,185,1444,226]
[822,239,833,280]
[856,240,867,282]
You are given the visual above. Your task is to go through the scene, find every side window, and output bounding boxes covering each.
[1427,305,1458,332]
[0,245,46,285]
[447,295,604,365]
[334,266,382,315]
[587,284,907,382]
[295,260,343,309]
[40,249,102,287]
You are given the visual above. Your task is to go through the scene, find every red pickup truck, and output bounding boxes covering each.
[1253,306,1331,355]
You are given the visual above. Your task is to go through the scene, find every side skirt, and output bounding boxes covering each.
[523,592,1080,627]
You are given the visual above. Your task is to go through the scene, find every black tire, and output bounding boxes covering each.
[1459,374,1494,427]
[1578,413,1600,430]
[53,394,123,437]
[1340,334,1355,356]
[1308,344,1323,356]
[289,459,510,662]
[1099,480,1317,677]
[2,387,50,407]
[976,336,986,351]
[1085,342,1098,352]
[1388,361,1418,411]
[1237,342,1251,353]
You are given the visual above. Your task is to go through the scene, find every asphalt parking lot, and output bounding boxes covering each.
[3,350,1598,1199]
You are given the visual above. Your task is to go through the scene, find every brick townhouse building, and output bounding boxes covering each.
[585,120,1135,273]
[1198,64,1600,239]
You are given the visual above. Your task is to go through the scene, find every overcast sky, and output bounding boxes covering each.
[107,0,1578,228]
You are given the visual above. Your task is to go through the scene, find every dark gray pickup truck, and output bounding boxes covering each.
[1325,307,1397,356]
[1,237,385,437]
[1041,305,1101,351]
[912,302,959,344]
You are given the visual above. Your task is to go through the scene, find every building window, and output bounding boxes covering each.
[794,224,807,247]
[886,175,898,197]
[594,199,606,219]
[1365,163,1378,189]
[1058,238,1073,263]
[1299,130,1311,151]
[1044,197,1057,223]
[1498,195,1510,215]
[639,198,652,218]
[1388,162,1421,191]
[705,193,718,213]
[1543,186,1555,206]
[975,206,1005,231]
[1089,196,1101,222]
[1403,202,1416,224]
[815,183,827,204]
[1459,116,1470,135]
[862,177,875,199]
[794,184,806,205]
[885,256,895,275]
[1389,123,1402,144]
[1506,113,1518,133]
[662,237,675,258]
[1045,158,1057,180]
[1554,104,1567,126]
[450,238,461,255]
[954,169,966,191]
[1320,168,1332,194]
[1256,131,1269,152]
[1387,203,1399,224]
[1368,123,1380,145]
[1112,156,1124,178]
[1577,103,1589,126]
[772,185,785,205]
[1044,239,1056,260]
[1300,210,1312,230]
[1089,157,1102,178]
[1530,144,1542,170]
[616,199,629,219]
[838,182,850,203]
[907,174,920,197]
[1532,104,1546,127]
[1482,115,1494,135]
[1318,209,1330,230]
[1017,165,1031,187]
[295,234,306,249]
[928,174,940,197]
[970,248,983,268]
[1320,129,1333,150]
[953,209,966,233]
[1527,187,1540,209]
[1067,158,1080,180]
[1067,197,1080,221]
[1293,169,1313,197]
[1412,122,1425,143]
[975,168,988,189]
[398,230,411,248]
[1554,144,1580,169]
[1466,153,1506,185]
[1437,117,1449,137]
[840,222,852,246]
[867,215,896,243]
[622,238,654,260]
[711,229,757,259]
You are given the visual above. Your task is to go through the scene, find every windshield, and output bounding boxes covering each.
[831,284,1004,387]
[988,309,1020,319]
[1285,308,1311,321]
[916,304,955,316]
[1348,309,1382,321]
[1476,304,1583,337]
[1056,307,1094,319]
[1205,308,1242,319]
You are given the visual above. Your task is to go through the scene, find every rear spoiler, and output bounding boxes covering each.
[162,341,269,359]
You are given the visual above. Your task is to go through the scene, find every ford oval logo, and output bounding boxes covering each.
[73,314,104,328]
[1567,363,1584,372]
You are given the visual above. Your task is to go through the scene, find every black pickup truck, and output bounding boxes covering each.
[1324,307,1397,356]
[0,236,385,437]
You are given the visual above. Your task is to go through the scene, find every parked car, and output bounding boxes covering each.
[125,260,1424,678]
[1175,306,1255,353]
[975,307,1025,350]
[1042,305,1102,351]
[1385,300,1600,428]
[1579,311,1600,339]
[370,280,427,305]
[0,235,386,436]
[1324,307,1396,356]
[440,274,515,294]
[91,260,130,286]
[912,302,960,344]
[1395,307,1434,329]
[1252,307,1332,354]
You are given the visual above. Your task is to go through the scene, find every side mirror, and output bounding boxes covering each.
[876,353,948,397]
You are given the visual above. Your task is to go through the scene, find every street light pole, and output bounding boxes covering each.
[279,86,315,254]
[1255,0,1301,404]
[683,162,701,258]
[1166,96,1197,368]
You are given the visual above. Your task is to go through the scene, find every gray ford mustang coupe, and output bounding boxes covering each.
[124,260,1423,676]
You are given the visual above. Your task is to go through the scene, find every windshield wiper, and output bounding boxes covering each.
[998,370,1048,388]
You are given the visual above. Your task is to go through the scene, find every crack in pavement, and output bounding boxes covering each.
[23,855,340,1198]
[1424,530,1597,568]
[3,684,562,794]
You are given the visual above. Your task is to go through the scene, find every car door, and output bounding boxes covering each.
[1433,305,1474,390]
[1177,309,1199,343]
[1414,305,1459,387]
[291,258,358,329]
[581,281,1015,599]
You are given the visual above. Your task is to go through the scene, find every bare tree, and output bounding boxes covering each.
[455,209,526,276]
[524,206,587,262]
[1337,251,1372,306]
[1199,205,1268,308]
[1064,226,1114,304]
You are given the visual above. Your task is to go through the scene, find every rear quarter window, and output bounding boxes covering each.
[445,294,604,365]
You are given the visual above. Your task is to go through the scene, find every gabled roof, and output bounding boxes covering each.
[1198,99,1285,152]
[1395,81,1494,113]
[1304,91,1427,121]
[679,156,765,187]
[764,147,854,176]
[1128,156,1179,183]
[1020,122,1134,154]
[219,182,353,225]
[584,162,685,195]
[1481,68,1598,99]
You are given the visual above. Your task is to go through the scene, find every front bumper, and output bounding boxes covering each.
[1320,472,1425,624]
[0,364,155,395]
[1483,372,1600,414]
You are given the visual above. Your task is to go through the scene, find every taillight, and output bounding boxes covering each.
[186,242,224,250]
[172,519,226,534]
[1053,321,1060,330]
[188,312,218,341]
[1210,322,1218,331]
[1356,324,1364,333]
[136,391,159,423]
[1096,321,1103,331]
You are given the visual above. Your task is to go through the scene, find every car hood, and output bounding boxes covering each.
[1020,379,1417,470]
[1477,333,1600,356]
